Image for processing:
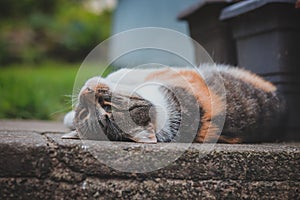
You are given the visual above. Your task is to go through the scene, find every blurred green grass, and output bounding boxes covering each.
[0,62,78,120]
[0,1,114,121]
[0,62,113,121]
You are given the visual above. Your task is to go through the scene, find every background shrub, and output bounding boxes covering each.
[0,0,112,65]
[0,0,113,120]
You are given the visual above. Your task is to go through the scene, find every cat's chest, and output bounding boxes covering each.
[136,84,169,133]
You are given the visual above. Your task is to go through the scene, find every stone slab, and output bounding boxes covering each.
[45,133,300,181]
[0,131,51,178]
[0,120,68,133]
[0,120,299,199]
[0,177,299,200]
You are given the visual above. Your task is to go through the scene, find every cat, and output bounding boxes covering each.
[63,64,286,144]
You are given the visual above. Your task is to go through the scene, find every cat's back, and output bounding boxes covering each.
[147,65,286,142]
[213,66,286,142]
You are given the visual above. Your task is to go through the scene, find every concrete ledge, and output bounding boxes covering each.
[0,121,299,199]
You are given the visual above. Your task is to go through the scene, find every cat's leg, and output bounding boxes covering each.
[217,135,242,144]
[195,123,242,144]
[126,123,157,143]
[62,110,80,139]
[194,122,220,143]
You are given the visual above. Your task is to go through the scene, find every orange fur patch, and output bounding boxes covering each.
[146,68,225,143]
[94,84,109,92]
[225,68,276,92]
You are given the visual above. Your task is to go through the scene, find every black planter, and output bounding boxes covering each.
[220,0,300,141]
[178,0,237,65]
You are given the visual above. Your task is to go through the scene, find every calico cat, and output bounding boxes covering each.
[63,64,286,144]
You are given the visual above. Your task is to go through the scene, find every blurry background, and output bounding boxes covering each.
[1,0,299,142]
[0,0,114,120]
[0,0,197,121]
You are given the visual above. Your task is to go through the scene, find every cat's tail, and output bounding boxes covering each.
[64,110,75,130]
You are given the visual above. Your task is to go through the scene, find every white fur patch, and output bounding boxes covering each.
[64,110,75,130]
[135,83,169,133]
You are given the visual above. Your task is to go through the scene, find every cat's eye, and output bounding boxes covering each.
[86,87,92,92]
[82,87,93,95]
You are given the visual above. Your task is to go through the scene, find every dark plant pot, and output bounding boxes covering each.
[178,1,237,65]
[221,0,300,141]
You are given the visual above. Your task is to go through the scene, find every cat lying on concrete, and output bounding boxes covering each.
[63,65,286,143]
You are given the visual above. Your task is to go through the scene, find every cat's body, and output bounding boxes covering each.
[63,65,286,143]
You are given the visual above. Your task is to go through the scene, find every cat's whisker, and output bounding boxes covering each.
[63,93,79,110]
[63,95,75,106]
[50,92,81,119]
[71,87,81,102]
[49,108,72,118]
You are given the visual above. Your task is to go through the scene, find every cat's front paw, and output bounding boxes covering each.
[64,110,75,130]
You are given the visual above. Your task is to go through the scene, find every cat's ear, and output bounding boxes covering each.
[61,131,80,139]
[129,130,157,143]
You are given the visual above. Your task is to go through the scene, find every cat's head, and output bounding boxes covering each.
[74,77,156,143]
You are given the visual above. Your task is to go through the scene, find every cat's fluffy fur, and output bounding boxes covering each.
[63,65,286,143]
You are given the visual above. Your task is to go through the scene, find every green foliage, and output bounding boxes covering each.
[0,61,113,120]
[0,0,112,65]
[48,5,112,61]
[0,62,78,120]
[0,1,114,120]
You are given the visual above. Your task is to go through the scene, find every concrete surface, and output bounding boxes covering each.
[0,120,299,199]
